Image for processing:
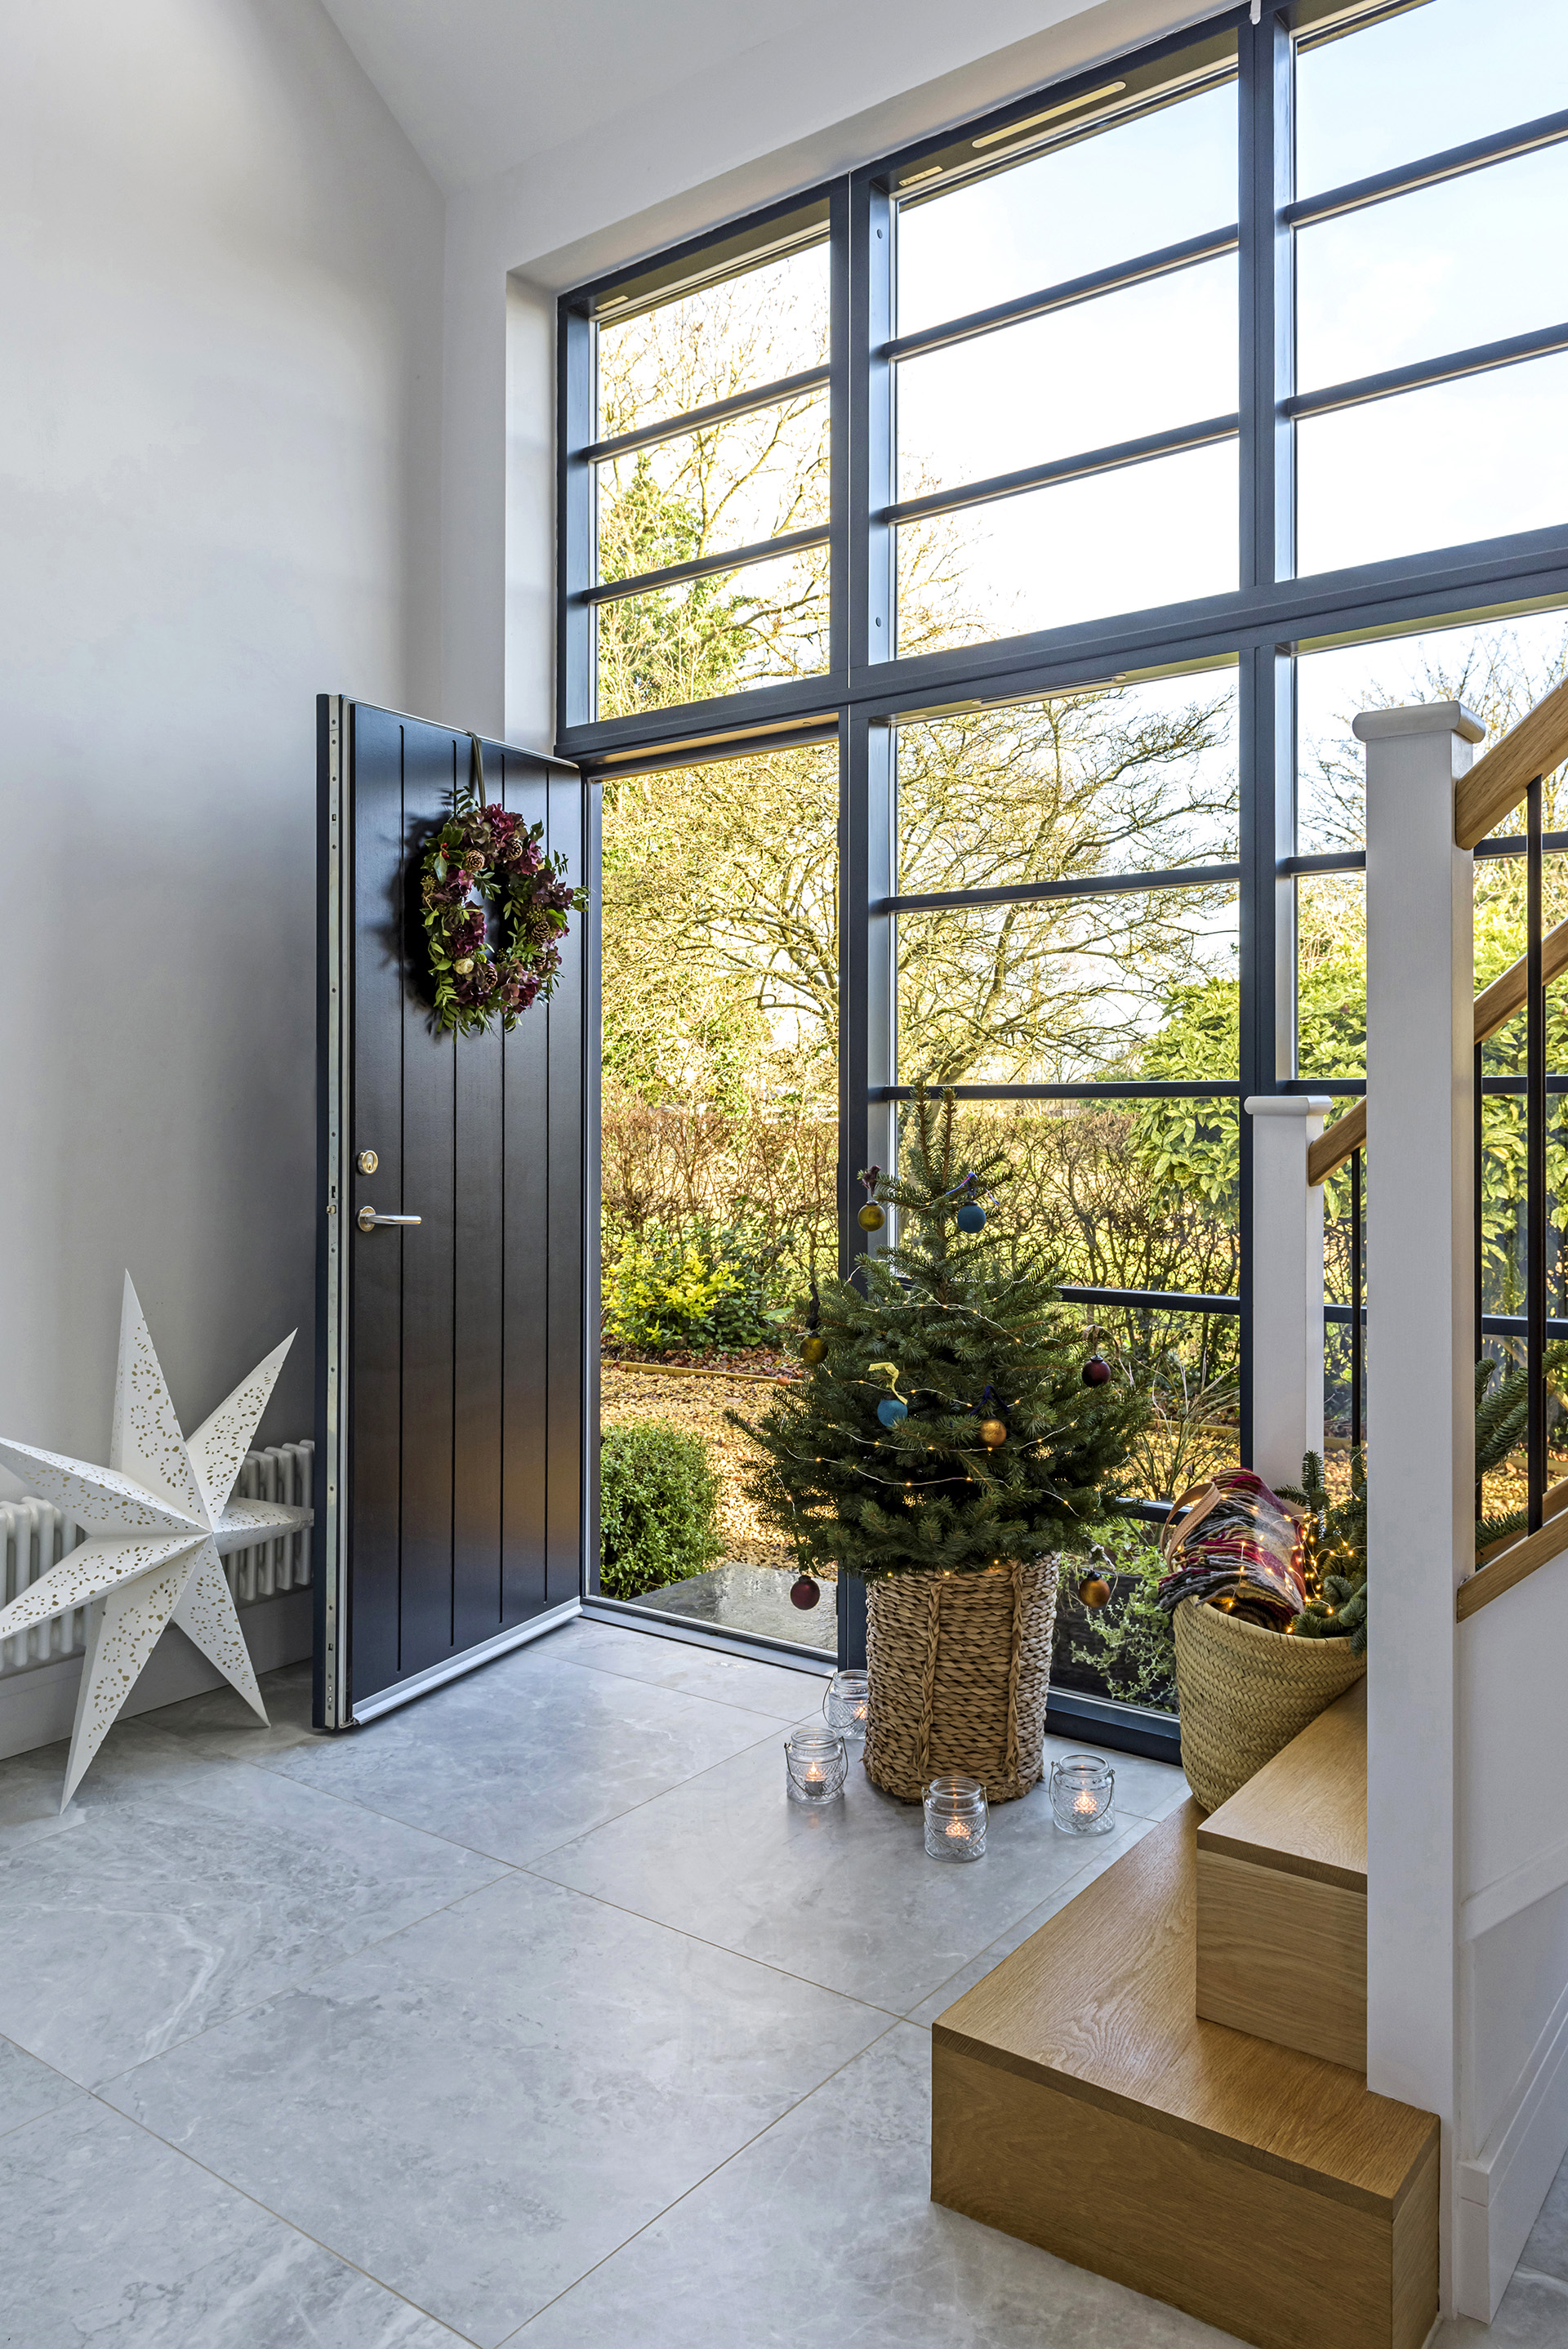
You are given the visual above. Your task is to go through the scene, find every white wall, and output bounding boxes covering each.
[0,0,443,1458]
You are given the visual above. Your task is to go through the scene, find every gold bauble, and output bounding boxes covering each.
[1078,1575,1111,1609]
[801,1335,826,1364]
[858,1202,885,1232]
[978,1417,1008,1447]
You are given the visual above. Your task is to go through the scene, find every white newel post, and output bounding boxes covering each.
[1361,699,1483,2311]
[1245,1094,1330,1491]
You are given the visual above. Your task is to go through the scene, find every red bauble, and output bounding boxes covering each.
[1081,1354,1111,1386]
[790,1576,822,1610]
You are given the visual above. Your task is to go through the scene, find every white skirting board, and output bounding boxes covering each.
[1455,1968,1568,2320]
[0,1588,313,1763]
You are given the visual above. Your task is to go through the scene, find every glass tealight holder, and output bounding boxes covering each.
[785,1726,848,1805]
[923,1774,987,1861]
[1049,1752,1116,1834]
[822,1669,870,1744]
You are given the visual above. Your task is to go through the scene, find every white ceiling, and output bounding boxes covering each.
[318,0,816,194]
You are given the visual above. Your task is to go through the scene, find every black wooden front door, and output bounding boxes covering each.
[314,697,586,1726]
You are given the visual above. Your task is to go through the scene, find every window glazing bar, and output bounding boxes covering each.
[884,413,1240,527]
[581,366,832,465]
[882,860,1241,912]
[1284,105,1568,230]
[875,1081,1241,1100]
[883,225,1239,363]
[1058,1284,1241,1314]
[1287,320,1568,421]
[582,524,831,605]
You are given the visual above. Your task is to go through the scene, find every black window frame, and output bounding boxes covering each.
[559,0,1568,1717]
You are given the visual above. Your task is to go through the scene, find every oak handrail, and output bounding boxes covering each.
[1477,1476,1568,1565]
[1306,913,1568,1187]
[1454,674,1568,850]
[1458,1506,1568,1620]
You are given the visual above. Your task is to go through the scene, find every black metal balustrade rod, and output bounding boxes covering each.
[1350,1145,1363,1450]
[1529,774,1548,1530]
[1282,834,1568,875]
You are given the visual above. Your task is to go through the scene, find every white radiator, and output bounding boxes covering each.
[0,1439,313,1681]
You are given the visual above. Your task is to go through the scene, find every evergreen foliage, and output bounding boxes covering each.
[1282,1449,1369,1653]
[728,1088,1152,1580]
[599,1421,723,1599]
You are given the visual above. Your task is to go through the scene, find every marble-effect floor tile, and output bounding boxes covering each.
[102,1866,891,2347]
[508,2022,1233,2348]
[0,1741,505,2085]
[0,2097,469,2347]
[532,1727,1183,2014]
[0,2033,86,2139]
[537,1616,829,1719]
[266,1644,783,1864]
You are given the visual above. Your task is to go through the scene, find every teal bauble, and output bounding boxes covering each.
[877,1397,907,1427]
[955,1201,986,1233]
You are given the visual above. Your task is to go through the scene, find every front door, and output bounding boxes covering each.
[314,697,586,1727]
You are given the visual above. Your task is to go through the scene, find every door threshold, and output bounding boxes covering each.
[348,1600,582,1724]
[581,1598,835,1676]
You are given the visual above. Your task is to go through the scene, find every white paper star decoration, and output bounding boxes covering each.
[0,1275,310,1808]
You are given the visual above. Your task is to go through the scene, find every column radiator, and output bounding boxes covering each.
[0,1440,313,1680]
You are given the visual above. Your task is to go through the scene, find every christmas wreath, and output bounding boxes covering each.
[420,737,587,1037]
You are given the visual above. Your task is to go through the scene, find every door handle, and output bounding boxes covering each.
[357,1208,422,1232]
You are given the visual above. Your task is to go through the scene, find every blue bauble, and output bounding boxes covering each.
[956,1201,986,1233]
[876,1397,908,1428]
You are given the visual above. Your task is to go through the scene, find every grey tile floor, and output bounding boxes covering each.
[0,1614,1561,2346]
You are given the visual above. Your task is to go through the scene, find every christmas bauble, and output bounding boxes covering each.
[1081,1354,1111,1386]
[790,1576,822,1610]
[1078,1575,1111,1609]
[801,1335,826,1364]
[979,1417,1008,1447]
[877,1397,907,1428]
[858,1202,885,1232]
[955,1201,986,1233]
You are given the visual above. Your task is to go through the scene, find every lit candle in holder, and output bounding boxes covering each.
[823,1669,870,1745]
[924,1774,987,1861]
[785,1727,848,1805]
[1050,1753,1116,1834]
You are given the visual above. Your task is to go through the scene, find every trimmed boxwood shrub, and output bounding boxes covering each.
[599,1420,724,1600]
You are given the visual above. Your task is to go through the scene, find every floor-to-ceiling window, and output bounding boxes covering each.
[562,0,1568,1725]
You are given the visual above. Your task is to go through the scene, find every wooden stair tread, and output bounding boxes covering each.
[1198,1678,1366,1892]
[934,1801,1429,2216]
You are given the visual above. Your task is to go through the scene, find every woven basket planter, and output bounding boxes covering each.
[1172,1596,1365,1813]
[862,1558,1059,1803]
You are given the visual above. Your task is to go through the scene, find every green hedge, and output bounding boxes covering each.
[599,1420,724,1600]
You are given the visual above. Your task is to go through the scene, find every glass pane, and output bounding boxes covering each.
[1296,352,1568,578]
[897,51,1237,337]
[895,888,1239,1086]
[895,439,1236,657]
[1297,0,1568,200]
[599,743,839,1656]
[1297,872,1365,1083]
[597,543,828,719]
[596,243,830,440]
[896,259,1236,502]
[1297,145,1568,394]
[895,671,1239,898]
[597,388,828,586]
[1297,608,1568,853]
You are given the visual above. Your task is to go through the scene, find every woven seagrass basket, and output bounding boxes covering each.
[862,1558,1059,1803]
[1172,1595,1365,1813]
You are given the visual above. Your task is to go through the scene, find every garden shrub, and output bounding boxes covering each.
[603,1226,786,1355]
[599,1420,724,1599]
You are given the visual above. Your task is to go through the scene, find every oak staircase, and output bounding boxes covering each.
[931,1686,1438,2349]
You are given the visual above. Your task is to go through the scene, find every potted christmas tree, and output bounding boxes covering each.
[731,1088,1150,1801]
